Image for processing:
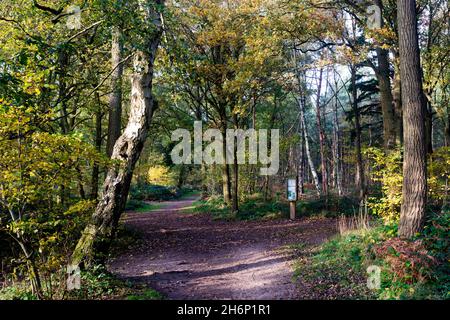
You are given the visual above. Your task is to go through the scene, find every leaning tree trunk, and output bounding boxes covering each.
[397,0,427,238]
[71,1,164,267]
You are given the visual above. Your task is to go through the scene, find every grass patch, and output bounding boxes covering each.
[125,199,162,212]
[126,288,164,300]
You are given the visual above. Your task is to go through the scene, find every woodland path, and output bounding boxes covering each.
[108,195,337,299]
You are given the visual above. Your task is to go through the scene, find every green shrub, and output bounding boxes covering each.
[126,288,163,300]
[297,195,359,217]
[125,199,162,212]
[129,184,177,201]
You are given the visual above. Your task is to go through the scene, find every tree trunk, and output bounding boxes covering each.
[315,68,328,196]
[71,1,163,267]
[106,27,124,157]
[351,65,366,201]
[298,120,305,195]
[397,0,427,238]
[293,48,320,195]
[376,48,398,149]
[91,100,103,200]
[231,114,239,212]
[299,95,321,195]
[374,0,397,149]
[332,89,343,196]
[221,127,232,204]
[445,106,450,147]
[424,98,433,154]
[232,155,239,212]
[76,166,86,200]
[393,52,403,146]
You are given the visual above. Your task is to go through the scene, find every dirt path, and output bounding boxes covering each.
[108,195,337,300]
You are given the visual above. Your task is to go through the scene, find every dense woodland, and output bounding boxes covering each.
[0,0,449,300]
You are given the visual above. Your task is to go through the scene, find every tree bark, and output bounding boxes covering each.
[221,126,232,204]
[299,95,321,195]
[351,65,366,201]
[106,27,124,157]
[71,1,164,267]
[376,47,398,149]
[293,48,320,195]
[315,68,328,196]
[393,52,403,145]
[298,119,305,195]
[231,114,239,212]
[332,86,343,196]
[446,106,450,147]
[373,0,398,150]
[397,0,427,238]
[424,98,433,154]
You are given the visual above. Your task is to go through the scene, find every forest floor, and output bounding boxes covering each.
[108,195,337,299]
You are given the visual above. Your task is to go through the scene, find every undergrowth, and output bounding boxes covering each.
[189,194,288,220]
[293,210,449,300]
[190,194,359,221]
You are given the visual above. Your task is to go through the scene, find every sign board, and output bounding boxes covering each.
[287,178,297,201]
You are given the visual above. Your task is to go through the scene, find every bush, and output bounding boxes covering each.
[428,147,450,202]
[190,193,290,221]
[364,147,403,223]
[65,265,126,300]
[297,195,359,217]
[365,146,450,224]
[129,184,177,201]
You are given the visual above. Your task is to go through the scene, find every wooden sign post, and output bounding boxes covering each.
[287,178,298,220]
